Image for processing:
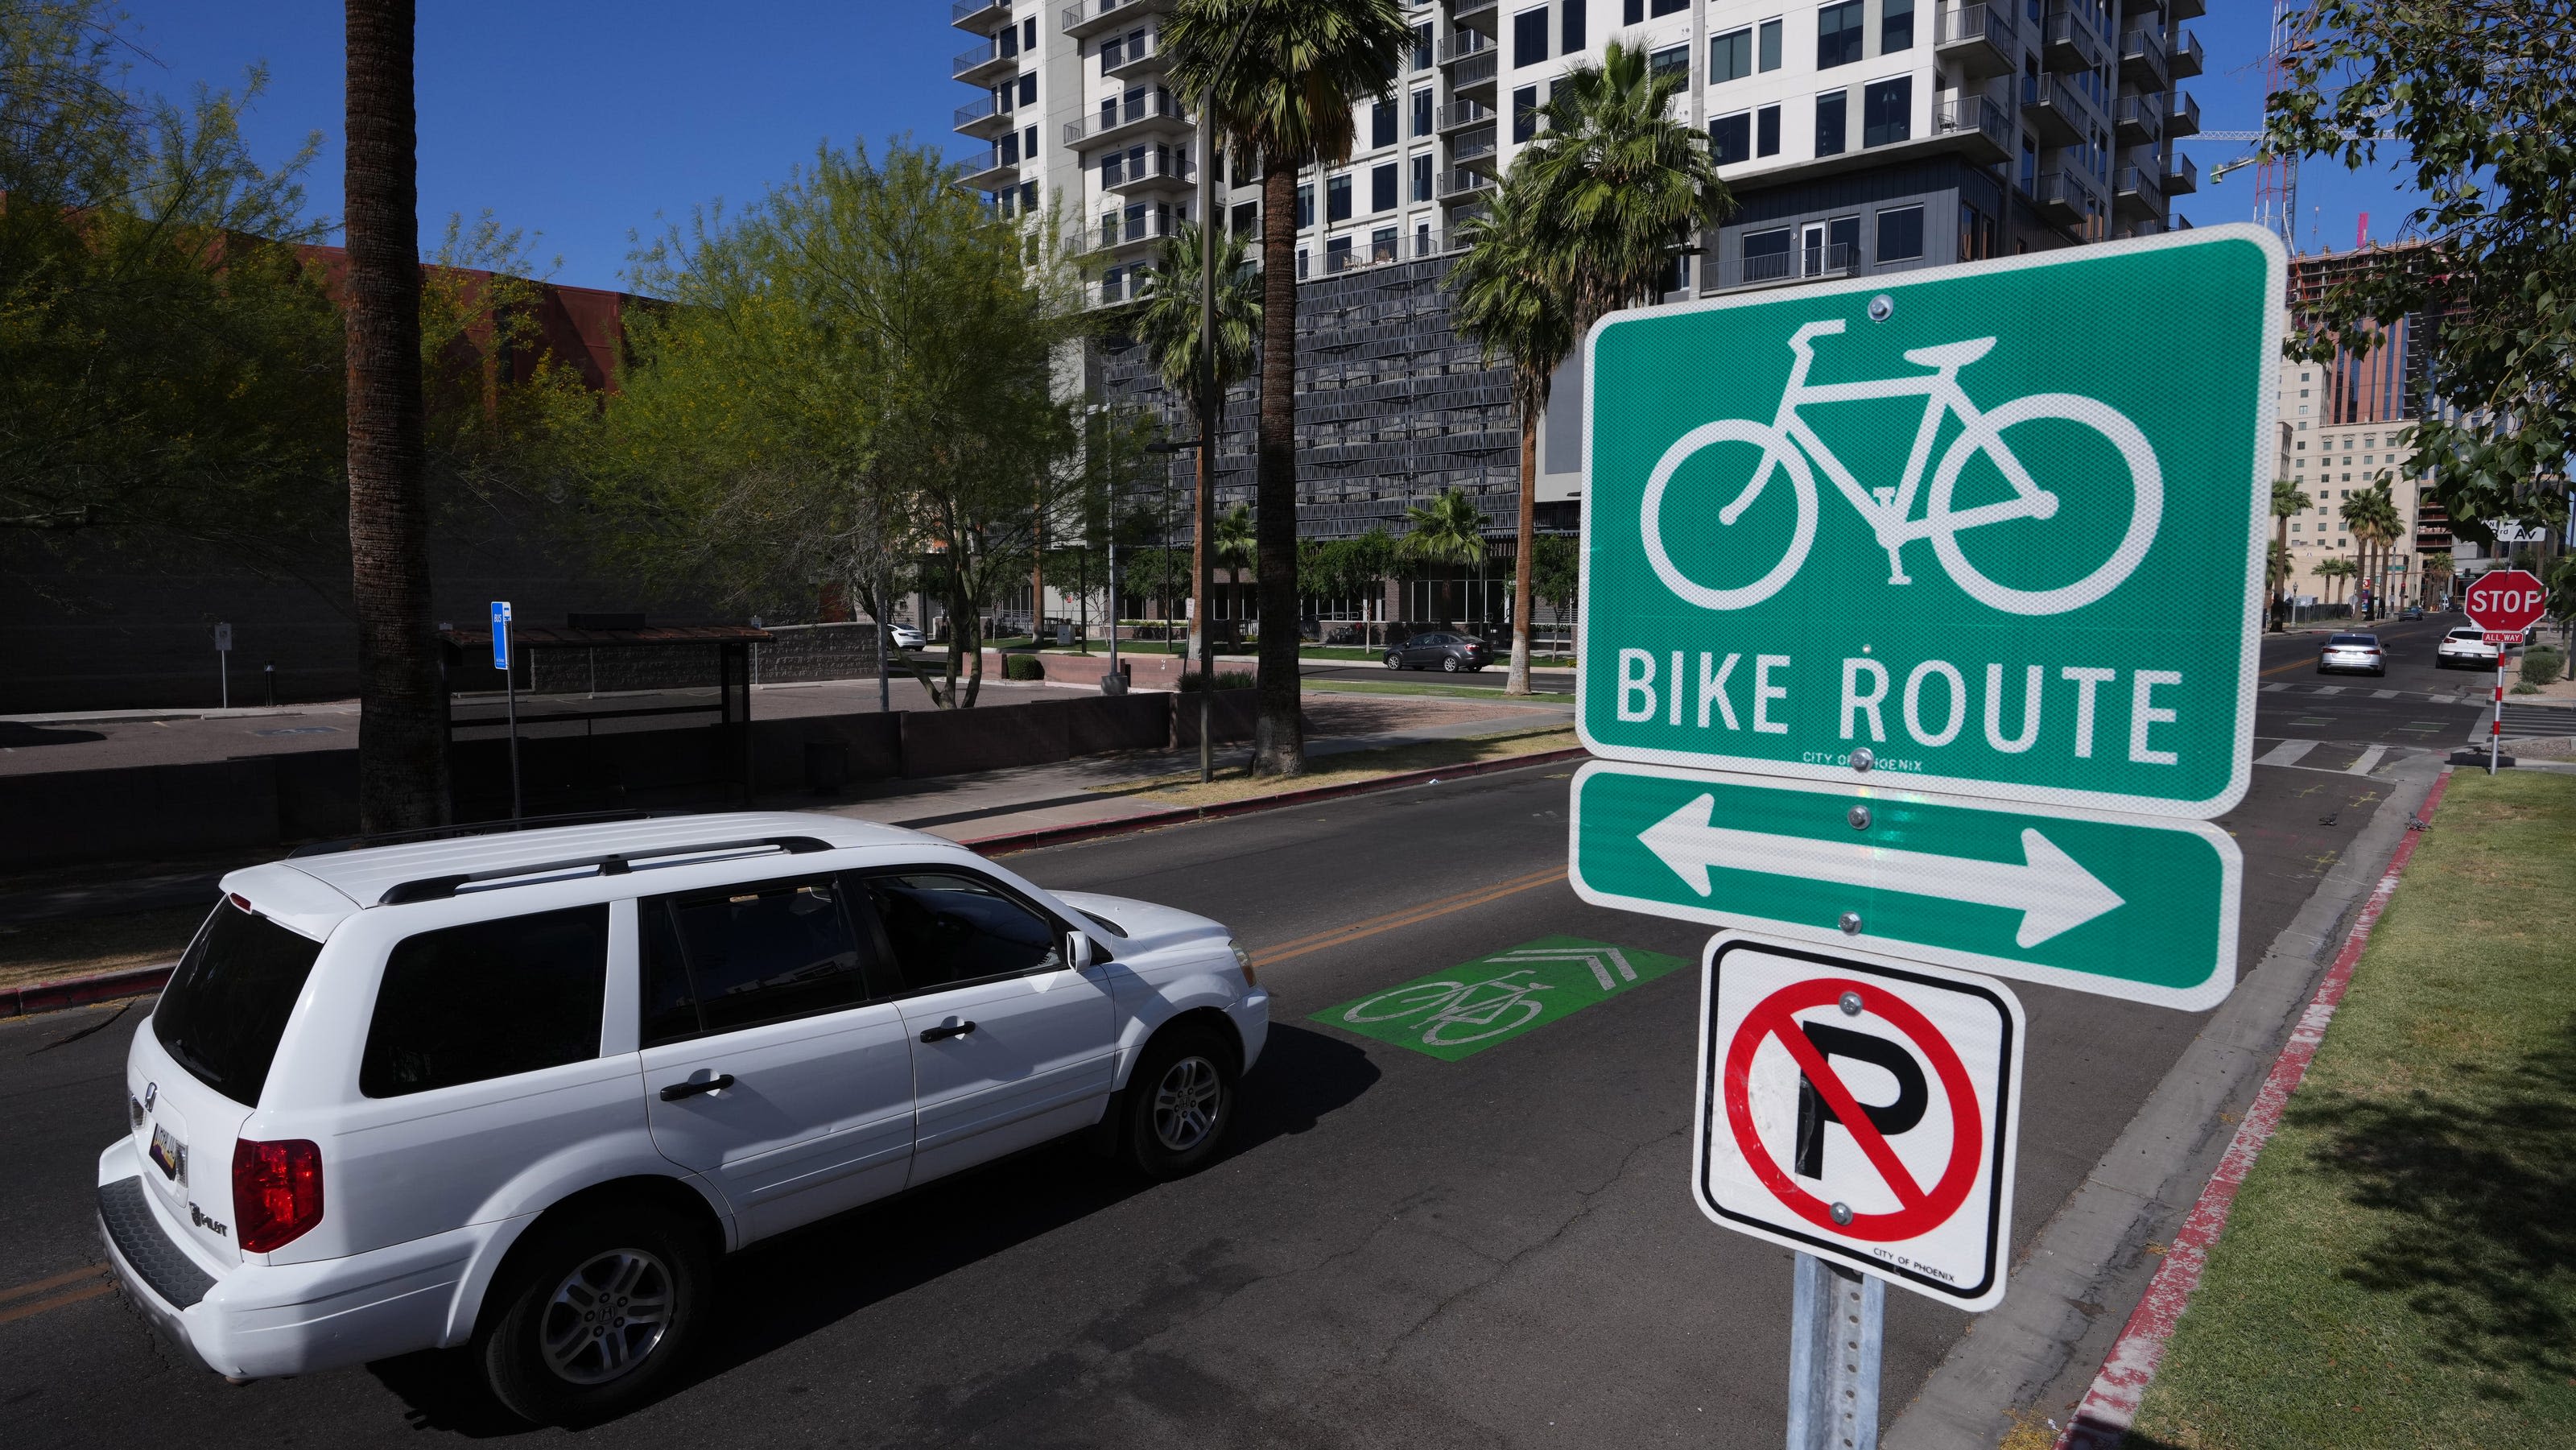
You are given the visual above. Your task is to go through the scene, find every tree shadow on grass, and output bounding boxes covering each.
[2286,1013,2576,1392]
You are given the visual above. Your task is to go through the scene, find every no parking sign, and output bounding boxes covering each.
[1694,932,2025,1309]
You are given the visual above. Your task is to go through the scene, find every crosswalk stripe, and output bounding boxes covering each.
[2255,739,2320,766]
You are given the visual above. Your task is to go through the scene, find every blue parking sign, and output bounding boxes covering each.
[491,601,511,671]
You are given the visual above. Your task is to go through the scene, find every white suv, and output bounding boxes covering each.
[98,812,1266,1424]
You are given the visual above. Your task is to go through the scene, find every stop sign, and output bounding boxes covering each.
[2464,569,2549,641]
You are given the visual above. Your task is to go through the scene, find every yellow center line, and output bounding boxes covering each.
[1253,867,1570,969]
[0,1265,106,1305]
[0,1271,113,1327]
[1253,865,1567,960]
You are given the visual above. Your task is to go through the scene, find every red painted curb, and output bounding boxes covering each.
[961,745,1590,857]
[2,962,175,1020]
[2054,766,2456,1450]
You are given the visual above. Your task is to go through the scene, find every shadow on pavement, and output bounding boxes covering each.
[364,1023,1380,1434]
[0,722,105,748]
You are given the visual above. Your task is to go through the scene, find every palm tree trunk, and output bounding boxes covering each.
[1505,387,1539,695]
[345,0,447,831]
[2272,517,2289,630]
[1252,164,1303,775]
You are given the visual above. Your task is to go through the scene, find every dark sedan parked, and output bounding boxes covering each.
[1385,631,1491,672]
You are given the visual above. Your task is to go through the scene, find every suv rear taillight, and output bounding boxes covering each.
[233,1138,324,1252]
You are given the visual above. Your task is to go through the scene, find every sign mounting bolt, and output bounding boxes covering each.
[1839,990,1864,1016]
[1831,1201,1855,1225]
[1851,749,1874,774]
[1847,805,1872,829]
[1839,911,1864,935]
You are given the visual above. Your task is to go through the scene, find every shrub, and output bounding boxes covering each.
[1001,653,1046,681]
[1179,668,1255,692]
[2521,646,2564,688]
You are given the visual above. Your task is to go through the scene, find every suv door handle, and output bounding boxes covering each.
[919,1020,977,1043]
[658,1073,734,1101]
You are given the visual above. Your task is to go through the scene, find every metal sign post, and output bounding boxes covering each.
[213,622,232,708]
[492,600,521,820]
[1787,1253,1885,1450]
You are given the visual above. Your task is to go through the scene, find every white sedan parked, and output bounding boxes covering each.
[2435,627,2503,669]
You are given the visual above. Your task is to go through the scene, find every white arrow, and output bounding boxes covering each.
[1638,794,2126,948]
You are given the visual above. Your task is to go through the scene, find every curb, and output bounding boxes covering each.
[1,962,175,1021]
[960,745,1589,857]
[2054,766,2456,1450]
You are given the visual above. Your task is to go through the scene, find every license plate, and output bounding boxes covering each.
[147,1123,187,1183]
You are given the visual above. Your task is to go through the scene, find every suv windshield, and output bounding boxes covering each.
[153,898,324,1106]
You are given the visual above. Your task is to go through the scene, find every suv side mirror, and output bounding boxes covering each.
[1065,931,1095,970]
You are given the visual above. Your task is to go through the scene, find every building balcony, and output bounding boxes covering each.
[2019,74,2088,147]
[1085,206,1183,257]
[1322,234,1406,275]
[1060,0,1166,41]
[955,95,1016,141]
[952,40,1022,88]
[1101,147,1196,196]
[2166,89,2200,138]
[2163,151,2197,195]
[2112,164,2161,219]
[1450,123,1501,170]
[2033,168,2105,226]
[952,0,1013,37]
[959,147,1022,192]
[2169,28,2203,78]
[1930,93,2013,164]
[1452,0,1501,35]
[1435,31,1492,64]
[1084,271,1149,309]
[1415,227,1466,258]
[1101,32,1167,81]
[1436,99,1497,134]
[2118,27,2167,89]
[1435,167,1496,202]
[2041,5,2106,73]
[1933,4,2018,78]
[2165,0,2204,20]
[2112,92,2162,147]
[1063,89,1191,149]
[1447,49,1499,97]
[1736,242,1855,289]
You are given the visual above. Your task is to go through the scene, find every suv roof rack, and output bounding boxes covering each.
[290,808,690,859]
[376,835,836,907]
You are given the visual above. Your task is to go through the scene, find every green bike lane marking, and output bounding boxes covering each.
[1312,934,1690,1061]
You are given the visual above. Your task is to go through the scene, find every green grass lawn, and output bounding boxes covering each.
[1302,679,1575,704]
[2128,769,2576,1449]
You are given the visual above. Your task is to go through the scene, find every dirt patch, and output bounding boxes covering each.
[1300,692,1553,737]
[0,904,199,993]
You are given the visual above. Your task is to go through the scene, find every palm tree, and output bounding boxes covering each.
[2341,481,2402,619]
[345,0,446,829]
[1399,488,1489,628]
[2314,555,2354,608]
[1451,184,1574,697]
[1517,40,1732,329]
[1133,221,1260,666]
[1167,0,1414,777]
[2269,478,2311,630]
[1213,500,1255,630]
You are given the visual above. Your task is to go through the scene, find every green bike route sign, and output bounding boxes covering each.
[1576,226,2285,820]
[1567,760,2241,1010]
[1314,935,1690,1060]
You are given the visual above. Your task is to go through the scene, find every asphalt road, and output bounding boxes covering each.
[0,618,2476,1448]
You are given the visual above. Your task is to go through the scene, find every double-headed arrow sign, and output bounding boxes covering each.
[1571,760,2240,1010]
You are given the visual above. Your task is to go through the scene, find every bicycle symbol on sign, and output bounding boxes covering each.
[1641,317,2163,617]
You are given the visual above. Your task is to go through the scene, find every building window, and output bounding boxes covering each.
[1882,0,1914,52]
[1650,43,1690,84]
[1373,97,1397,148]
[1827,215,1860,267]
[2019,133,2037,192]
[1959,200,1996,260]
[1759,17,1784,70]
[1861,76,1912,147]
[1019,72,1038,105]
[1815,91,1848,155]
[1652,0,1686,14]
[1711,112,1751,165]
[1743,226,1793,280]
[1757,105,1781,156]
[1373,225,1398,262]
[1513,84,1540,143]
[1412,151,1434,201]
[1020,180,1038,213]
[1373,162,1398,211]
[1624,0,1641,23]
[1001,131,1020,165]
[1413,87,1435,137]
[1877,204,1925,261]
[1024,16,1037,51]
[1100,149,1123,184]
[1232,200,1258,238]
[1327,172,1353,222]
[1297,181,1315,228]
[1562,0,1586,53]
[1414,21,1434,70]
[1516,6,1550,68]
[1711,27,1752,82]
[1817,2,1864,68]
[1326,233,1352,268]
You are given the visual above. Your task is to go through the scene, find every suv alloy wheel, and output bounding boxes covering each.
[1121,1027,1237,1180]
[477,1204,709,1425]
[1385,651,1405,670]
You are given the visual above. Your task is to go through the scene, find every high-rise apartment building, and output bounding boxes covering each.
[948,0,2201,628]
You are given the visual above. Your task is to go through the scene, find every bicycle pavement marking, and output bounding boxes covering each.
[1314,934,1690,1062]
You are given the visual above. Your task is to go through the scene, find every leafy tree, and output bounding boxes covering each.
[585,138,1079,707]
[1214,501,1255,570]
[1167,0,1413,775]
[1531,531,1579,632]
[2269,478,2313,627]
[2268,0,2575,547]
[1132,221,1258,665]
[2314,553,2355,606]
[1399,488,1488,627]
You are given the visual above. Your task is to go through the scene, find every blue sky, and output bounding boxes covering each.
[117,1,2422,295]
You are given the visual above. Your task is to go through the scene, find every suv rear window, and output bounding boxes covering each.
[154,898,325,1107]
[2327,634,2375,645]
[360,905,609,1097]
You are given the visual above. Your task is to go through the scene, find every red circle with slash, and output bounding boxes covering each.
[1723,977,1983,1241]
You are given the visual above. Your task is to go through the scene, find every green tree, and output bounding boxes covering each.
[586,138,1079,708]
[1132,221,1260,665]
[2314,554,2355,606]
[2340,481,2402,618]
[1398,488,1488,628]
[1166,0,1414,776]
[1214,501,1256,569]
[2269,478,2312,628]
[1451,183,1575,696]
[2269,0,2575,548]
